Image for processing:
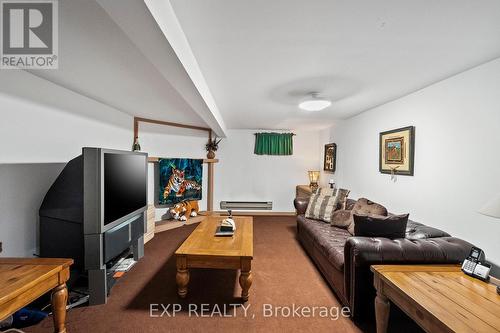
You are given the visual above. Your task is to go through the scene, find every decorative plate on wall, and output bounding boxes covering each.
[379,126,415,176]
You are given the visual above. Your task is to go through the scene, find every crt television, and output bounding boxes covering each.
[83,148,148,234]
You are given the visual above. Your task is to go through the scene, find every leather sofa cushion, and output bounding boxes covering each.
[405,220,450,239]
[297,215,349,271]
[354,213,409,239]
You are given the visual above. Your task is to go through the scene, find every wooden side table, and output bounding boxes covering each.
[371,264,500,333]
[0,258,73,333]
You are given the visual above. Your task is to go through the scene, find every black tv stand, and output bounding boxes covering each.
[85,213,145,305]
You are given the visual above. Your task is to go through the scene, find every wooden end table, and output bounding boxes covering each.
[0,258,73,333]
[175,216,253,301]
[371,265,500,333]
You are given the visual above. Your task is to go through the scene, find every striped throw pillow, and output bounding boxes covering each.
[317,187,337,196]
[305,193,340,223]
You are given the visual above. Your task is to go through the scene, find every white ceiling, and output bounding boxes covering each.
[170,0,500,130]
[23,0,227,136]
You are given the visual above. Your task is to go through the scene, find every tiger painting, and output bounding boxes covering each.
[163,168,202,200]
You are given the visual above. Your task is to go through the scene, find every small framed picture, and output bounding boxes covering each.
[379,126,415,176]
[324,143,336,173]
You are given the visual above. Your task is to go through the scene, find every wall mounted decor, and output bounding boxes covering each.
[324,143,337,172]
[134,116,218,212]
[379,126,415,176]
[158,158,203,205]
[205,136,222,159]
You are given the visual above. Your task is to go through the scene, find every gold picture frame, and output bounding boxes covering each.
[379,126,415,176]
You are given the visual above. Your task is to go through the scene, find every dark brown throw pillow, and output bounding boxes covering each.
[347,198,388,234]
[353,213,409,239]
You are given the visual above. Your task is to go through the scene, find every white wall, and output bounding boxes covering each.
[215,129,321,212]
[0,92,214,256]
[0,72,322,256]
[321,58,500,265]
[0,83,132,256]
[0,72,133,164]
[0,72,210,256]
[319,121,346,189]
[0,164,65,257]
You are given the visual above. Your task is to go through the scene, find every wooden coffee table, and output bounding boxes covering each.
[372,265,500,333]
[175,216,253,301]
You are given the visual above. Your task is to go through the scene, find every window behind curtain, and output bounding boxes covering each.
[254,132,294,155]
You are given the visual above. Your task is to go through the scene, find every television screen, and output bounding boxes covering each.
[104,153,147,225]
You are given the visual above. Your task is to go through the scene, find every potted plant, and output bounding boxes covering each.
[205,136,222,159]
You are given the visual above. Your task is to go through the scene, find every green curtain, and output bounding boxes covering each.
[254,132,294,155]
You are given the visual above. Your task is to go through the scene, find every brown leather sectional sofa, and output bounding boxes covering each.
[294,197,473,319]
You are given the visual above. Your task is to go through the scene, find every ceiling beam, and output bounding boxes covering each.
[97,0,227,137]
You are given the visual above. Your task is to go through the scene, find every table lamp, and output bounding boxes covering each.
[308,170,320,191]
[478,193,500,295]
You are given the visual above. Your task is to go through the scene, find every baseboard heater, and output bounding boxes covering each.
[220,201,273,210]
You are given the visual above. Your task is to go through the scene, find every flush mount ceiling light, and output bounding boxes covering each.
[298,92,331,111]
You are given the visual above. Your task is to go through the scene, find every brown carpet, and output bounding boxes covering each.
[25,216,416,333]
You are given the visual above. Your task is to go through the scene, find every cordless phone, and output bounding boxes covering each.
[461,247,491,281]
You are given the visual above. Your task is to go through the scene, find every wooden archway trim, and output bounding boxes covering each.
[134,116,216,212]
[133,117,212,142]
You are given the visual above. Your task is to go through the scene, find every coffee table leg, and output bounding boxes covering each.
[51,283,68,333]
[239,259,253,302]
[176,256,189,298]
[375,290,390,333]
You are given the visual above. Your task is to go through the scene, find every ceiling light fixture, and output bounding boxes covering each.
[298,92,331,111]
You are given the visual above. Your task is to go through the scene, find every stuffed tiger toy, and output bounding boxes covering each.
[163,168,202,199]
[170,200,199,221]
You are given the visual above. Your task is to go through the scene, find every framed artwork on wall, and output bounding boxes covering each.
[379,126,415,176]
[324,143,337,173]
[157,158,203,206]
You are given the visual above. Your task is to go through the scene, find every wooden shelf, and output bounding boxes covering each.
[148,157,218,163]
[154,215,205,234]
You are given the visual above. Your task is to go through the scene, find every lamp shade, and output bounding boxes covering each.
[308,170,320,184]
[478,194,500,219]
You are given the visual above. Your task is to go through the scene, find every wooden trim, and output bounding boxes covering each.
[134,117,218,213]
[134,116,211,134]
[154,216,205,234]
[207,163,214,211]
